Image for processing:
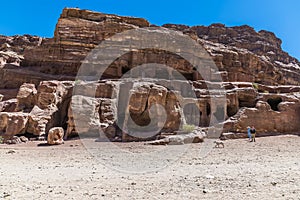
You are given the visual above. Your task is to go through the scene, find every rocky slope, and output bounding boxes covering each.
[0,8,299,142]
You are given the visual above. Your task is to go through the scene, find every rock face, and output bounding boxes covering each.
[0,99,17,112]
[164,23,300,86]
[21,8,150,77]
[0,8,299,141]
[122,83,182,141]
[223,91,300,138]
[0,81,73,140]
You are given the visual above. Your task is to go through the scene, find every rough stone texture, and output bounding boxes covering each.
[66,81,118,139]
[0,35,44,54]
[0,81,73,139]
[0,112,29,140]
[146,132,205,145]
[0,34,44,68]
[47,127,64,145]
[0,51,23,66]
[26,81,73,136]
[14,8,299,87]
[99,99,117,139]
[15,83,37,112]
[164,23,300,86]
[222,92,300,137]
[19,135,29,143]
[27,106,52,136]
[0,35,47,94]
[0,99,17,112]
[0,8,299,141]
[122,83,181,141]
[21,8,150,77]
[66,95,101,137]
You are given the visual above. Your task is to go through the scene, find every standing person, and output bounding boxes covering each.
[250,126,256,142]
[247,126,252,141]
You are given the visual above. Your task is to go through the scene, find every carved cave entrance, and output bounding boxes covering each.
[267,97,282,111]
[183,103,201,126]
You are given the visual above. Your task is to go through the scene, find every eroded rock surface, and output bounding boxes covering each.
[0,8,299,142]
[47,127,64,145]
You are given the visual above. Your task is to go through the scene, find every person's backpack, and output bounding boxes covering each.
[250,128,256,134]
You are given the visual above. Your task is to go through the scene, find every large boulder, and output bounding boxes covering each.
[66,95,101,138]
[47,127,64,145]
[66,81,119,139]
[15,83,37,112]
[27,106,52,136]
[0,112,28,140]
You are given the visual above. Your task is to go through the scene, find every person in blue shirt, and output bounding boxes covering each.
[247,126,252,142]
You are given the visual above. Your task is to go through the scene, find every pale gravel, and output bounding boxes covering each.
[0,135,299,199]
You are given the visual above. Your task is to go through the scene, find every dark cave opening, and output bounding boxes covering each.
[206,103,211,116]
[227,105,238,117]
[183,103,201,126]
[267,97,282,111]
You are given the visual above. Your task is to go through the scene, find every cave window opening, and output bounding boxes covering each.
[227,105,238,117]
[206,103,211,116]
[122,67,130,75]
[183,104,201,126]
[182,73,194,81]
[267,97,282,111]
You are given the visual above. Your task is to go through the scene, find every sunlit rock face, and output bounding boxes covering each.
[0,8,299,141]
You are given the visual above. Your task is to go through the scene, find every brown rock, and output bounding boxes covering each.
[0,8,299,142]
[122,83,181,141]
[15,83,37,112]
[27,106,51,136]
[0,99,17,112]
[47,127,64,145]
[223,94,300,136]
[0,112,28,139]
[26,81,73,136]
[66,95,101,138]
[147,132,204,145]
[19,136,29,143]
[6,136,22,144]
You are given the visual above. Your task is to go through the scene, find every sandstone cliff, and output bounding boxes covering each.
[0,8,299,142]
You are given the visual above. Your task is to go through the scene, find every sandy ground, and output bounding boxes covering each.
[0,135,299,200]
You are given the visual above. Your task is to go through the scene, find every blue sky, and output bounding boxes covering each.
[0,0,299,60]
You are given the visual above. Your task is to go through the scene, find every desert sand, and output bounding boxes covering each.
[0,135,299,199]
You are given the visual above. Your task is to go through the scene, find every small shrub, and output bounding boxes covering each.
[252,82,259,90]
[0,136,4,144]
[74,79,81,85]
[182,124,195,133]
